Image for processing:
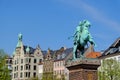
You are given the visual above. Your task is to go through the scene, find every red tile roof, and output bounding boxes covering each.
[86,52,101,58]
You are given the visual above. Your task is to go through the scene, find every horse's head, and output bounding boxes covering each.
[79,20,95,46]
[83,20,91,28]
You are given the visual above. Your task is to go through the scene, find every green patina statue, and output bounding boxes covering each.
[73,20,95,60]
[16,33,23,47]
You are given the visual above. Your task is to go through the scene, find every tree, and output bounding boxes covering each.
[98,58,120,80]
[42,72,53,80]
[29,76,39,80]
[42,72,66,80]
[0,49,10,80]
[53,74,65,80]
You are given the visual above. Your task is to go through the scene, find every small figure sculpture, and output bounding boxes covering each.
[16,33,23,47]
[73,20,95,60]
[18,33,22,41]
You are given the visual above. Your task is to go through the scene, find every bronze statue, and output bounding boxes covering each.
[73,20,95,60]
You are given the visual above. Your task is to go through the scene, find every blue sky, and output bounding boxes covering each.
[0,0,120,55]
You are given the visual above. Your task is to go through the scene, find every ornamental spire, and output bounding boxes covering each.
[16,33,23,47]
[26,46,30,53]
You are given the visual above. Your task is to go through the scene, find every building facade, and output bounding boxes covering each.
[12,34,43,80]
[98,38,120,80]
[42,48,54,80]
[38,62,43,80]
[99,37,120,61]
[53,47,73,80]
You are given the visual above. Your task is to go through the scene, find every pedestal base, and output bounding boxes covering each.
[66,59,100,80]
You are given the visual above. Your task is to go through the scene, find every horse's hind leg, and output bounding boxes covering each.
[73,45,77,60]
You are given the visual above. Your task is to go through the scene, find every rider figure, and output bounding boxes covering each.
[73,20,95,60]
[73,21,83,45]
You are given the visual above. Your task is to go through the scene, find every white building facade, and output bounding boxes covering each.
[12,34,43,80]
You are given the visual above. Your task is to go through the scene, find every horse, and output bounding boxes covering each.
[73,20,95,60]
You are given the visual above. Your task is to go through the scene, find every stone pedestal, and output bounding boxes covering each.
[66,59,100,80]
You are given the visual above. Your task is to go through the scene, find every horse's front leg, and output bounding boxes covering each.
[73,45,77,60]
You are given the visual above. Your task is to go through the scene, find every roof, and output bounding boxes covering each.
[54,48,73,61]
[23,45,35,54]
[43,49,55,59]
[101,37,120,57]
[86,52,101,58]
[99,52,120,59]
[110,37,120,48]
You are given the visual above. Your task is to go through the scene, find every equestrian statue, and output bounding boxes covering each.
[72,20,96,60]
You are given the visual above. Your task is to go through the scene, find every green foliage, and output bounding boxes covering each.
[54,74,66,80]
[42,72,53,80]
[42,73,65,80]
[30,76,39,80]
[0,49,11,80]
[98,58,120,80]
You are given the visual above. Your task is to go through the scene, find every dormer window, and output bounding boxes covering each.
[39,59,42,63]
[119,47,120,51]
[109,48,118,54]
[57,54,60,59]
[62,53,65,58]
[37,52,39,54]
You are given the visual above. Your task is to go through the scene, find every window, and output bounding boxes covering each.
[29,58,31,63]
[62,53,65,58]
[17,59,19,64]
[28,72,30,78]
[17,66,18,71]
[119,47,120,51]
[14,67,16,71]
[21,59,23,63]
[21,66,23,70]
[109,48,118,54]
[25,72,27,77]
[57,55,60,59]
[39,59,42,63]
[29,65,31,70]
[26,65,29,70]
[14,73,16,78]
[33,72,36,77]
[34,59,36,63]
[34,65,36,70]
[16,72,18,78]
[10,59,12,64]
[37,52,39,55]
[26,58,29,63]
[20,72,22,78]
[15,60,16,65]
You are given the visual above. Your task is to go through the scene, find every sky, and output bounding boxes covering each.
[0,0,120,55]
